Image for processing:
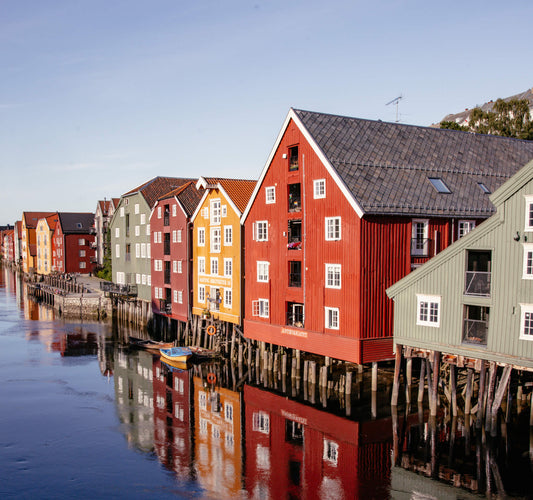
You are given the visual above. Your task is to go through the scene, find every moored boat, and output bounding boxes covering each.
[160,346,193,364]
[129,336,174,352]
[188,346,218,360]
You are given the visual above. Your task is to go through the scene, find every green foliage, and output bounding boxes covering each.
[96,229,112,281]
[440,98,533,140]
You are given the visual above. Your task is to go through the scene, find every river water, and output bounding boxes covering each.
[0,266,532,499]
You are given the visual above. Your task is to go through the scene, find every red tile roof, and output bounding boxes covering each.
[202,178,257,213]
[123,177,195,208]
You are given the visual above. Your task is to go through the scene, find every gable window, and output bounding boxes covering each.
[325,264,341,289]
[157,206,162,219]
[416,294,440,327]
[523,244,533,279]
[465,250,491,296]
[428,177,451,193]
[265,187,276,204]
[140,214,146,225]
[458,220,475,239]
[257,261,269,282]
[256,221,268,241]
[411,219,429,256]
[198,227,205,247]
[525,195,533,231]
[520,304,533,341]
[210,199,221,225]
[314,179,326,199]
[224,226,232,246]
[288,146,298,171]
[325,217,341,241]
[211,227,221,252]
[325,307,339,330]
[115,227,120,238]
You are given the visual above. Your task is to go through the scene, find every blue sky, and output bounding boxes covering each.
[2,0,532,224]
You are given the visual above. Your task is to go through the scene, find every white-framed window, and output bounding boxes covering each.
[174,290,183,304]
[416,294,441,327]
[224,289,232,308]
[458,220,475,238]
[135,225,140,236]
[116,271,125,284]
[153,232,157,243]
[323,439,339,466]
[412,219,429,256]
[79,250,86,257]
[172,204,177,217]
[257,261,269,282]
[134,203,139,214]
[79,262,86,269]
[221,205,227,217]
[177,230,182,243]
[172,230,177,243]
[135,243,140,258]
[198,257,205,274]
[141,243,146,258]
[78,238,85,246]
[202,207,209,219]
[146,224,150,236]
[224,258,232,277]
[252,411,270,434]
[265,186,276,204]
[314,179,326,199]
[256,221,268,241]
[154,259,163,271]
[115,227,120,238]
[325,307,339,329]
[523,244,533,279]
[140,213,146,225]
[120,207,124,217]
[211,227,221,253]
[177,260,182,274]
[147,275,151,285]
[325,217,341,241]
[520,304,533,341]
[210,199,221,225]
[147,243,151,259]
[173,260,178,273]
[210,258,218,275]
[136,273,141,284]
[325,264,341,289]
[142,274,146,285]
[252,299,269,318]
[198,227,205,246]
[198,285,205,303]
[157,206,162,219]
[224,402,233,423]
[525,195,533,231]
[115,244,120,258]
[224,226,232,246]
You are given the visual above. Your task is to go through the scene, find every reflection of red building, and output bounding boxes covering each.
[244,385,392,499]
[152,359,193,476]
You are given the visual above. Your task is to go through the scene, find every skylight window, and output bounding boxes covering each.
[428,177,451,194]
[478,182,491,194]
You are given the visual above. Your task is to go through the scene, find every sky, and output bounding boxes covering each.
[2,0,533,224]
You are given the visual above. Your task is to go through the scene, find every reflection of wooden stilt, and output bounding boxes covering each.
[391,344,403,406]
[417,358,426,403]
[371,390,377,420]
[391,405,399,465]
[429,416,437,478]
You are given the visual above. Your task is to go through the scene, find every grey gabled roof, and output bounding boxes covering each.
[57,212,95,234]
[294,109,533,217]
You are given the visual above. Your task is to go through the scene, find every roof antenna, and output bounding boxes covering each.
[386,95,403,122]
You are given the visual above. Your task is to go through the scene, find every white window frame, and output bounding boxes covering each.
[172,204,177,217]
[265,186,276,204]
[115,244,120,258]
[115,227,120,238]
[210,257,218,276]
[211,227,221,253]
[258,299,269,318]
[172,230,177,243]
[458,220,475,238]
[224,226,232,246]
[135,225,140,237]
[523,244,533,280]
[210,199,221,225]
[224,258,232,277]
[177,260,182,274]
[525,195,533,232]
[140,214,146,225]
[323,439,339,466]
[198,257,205,275]
[198,227,205,247]
[325,217,341,241]
[157,206,162,219]
[256,221,268,241]
[412,219,429,256]
[173,260,178,273]
[135,243,140,258]
[146,223,150,236]
[257,261,269,282]
[224,289,232,308]
[141,243,146,258]
[416,294,441,327]
[177,230,182,243]
[325,307,339,330]
[325,264,341,289]
[314,179,326,199]
[198,285,205,303]
[252,411,270,434]
[520,303,533,341]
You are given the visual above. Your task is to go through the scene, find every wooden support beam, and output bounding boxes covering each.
[391,344,403,406]
[372,362,378,392]
[490,365,512,435]
[485,362,497,429]
[450,364,457,416]
[417,358,426,403]
[476,360,486,428]
[430,351,440,417]
[465,368,474,415]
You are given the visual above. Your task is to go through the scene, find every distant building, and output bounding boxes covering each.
[94,198,119,266]
[21,212,54,274]
[35,213,59,275]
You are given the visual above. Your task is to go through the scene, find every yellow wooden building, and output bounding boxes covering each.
[21,211,54,274]
[36,214,58,275]
[191,177,256,326]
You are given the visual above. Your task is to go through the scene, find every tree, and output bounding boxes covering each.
[96,229,112,281]
[440,98,533,140]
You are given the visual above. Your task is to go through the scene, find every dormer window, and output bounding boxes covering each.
[428,177,451,194]
[289,146,298,171]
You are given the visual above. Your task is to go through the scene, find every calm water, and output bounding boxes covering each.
[1,266,532,499]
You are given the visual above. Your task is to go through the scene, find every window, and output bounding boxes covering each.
[157,206,162,219]
[172,204,177,217]
[323,439,339,466]
[140,214,146,225]
[314,179,326,199]
[142,274,146,285]
[520,304,533,341]
[79,262,86,269]
[253,411,270,434]
[465,250,491,296]
[288,183,301,212]
[172,230,177,243]
[78,238,85,246]
[224,258,232,277]
[257,261,269,282]
[177,261,182,274]
[224,402,233,423]
[135,243,140,258]
[224,289,232,308]
[115,227,120,238]
[478,182,491,194]
[173,260,178,273]
[202,207,209,219]
[256,221,268,241]
[147,243,150,259]
[411,219,429,256]
[198,285,205,303]
[252,299,269,318]
[120,207,124,217]
[141,243,146,258]
[177,230,182,243]
[198,227,205,246]
[135,225,140,236]
[115,244,120,258]
[136,273,141,284]
[523,244,533,279]
[211,227,221,252]
[210,199,221,225]
[325,264,341,289]
[146,224,150,236]
[79,250,86,257]
[525,195,533,231]
[177,291,183,304]
[463,305,489,345]
[325,307,339,329]
[288,146,298,171]
[265,186,276,204]
[198,257,205,274]
[289,261,301,287]
[417,294,441,327]
[458,220,475,238]
[211,258,218,275]
[134,203,139,214]
[224,226,232,246]
[325,217,341,241]
[428,177,451,193]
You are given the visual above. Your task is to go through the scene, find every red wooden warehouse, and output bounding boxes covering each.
[241,108,533,364]
[150,181,203,325]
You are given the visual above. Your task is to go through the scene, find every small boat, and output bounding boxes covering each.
[129,336,174,352]
[160,359,188,372]
[188,346,218,360]
[160,346,193,364]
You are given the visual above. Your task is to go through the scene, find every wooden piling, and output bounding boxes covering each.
[391,344,403,406]
[417,358,426,403]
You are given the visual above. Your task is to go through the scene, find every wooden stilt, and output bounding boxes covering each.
[476,360,486,428]
[485,362,497,428]
[405,357,412,404]
[417,358,426,403]
[450,364,457,416]
[430,351,440,417]
[372,362,378,392]
[465,368,473,415]
[391,344,403,406]
[490,365,512,434]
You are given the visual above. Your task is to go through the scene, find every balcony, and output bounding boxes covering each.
[464,271,491,296]
[164,270,171,285]
[164,214,170,226]
[164,240,171,255]
[411,238,430,257]
[100,282,137,297]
